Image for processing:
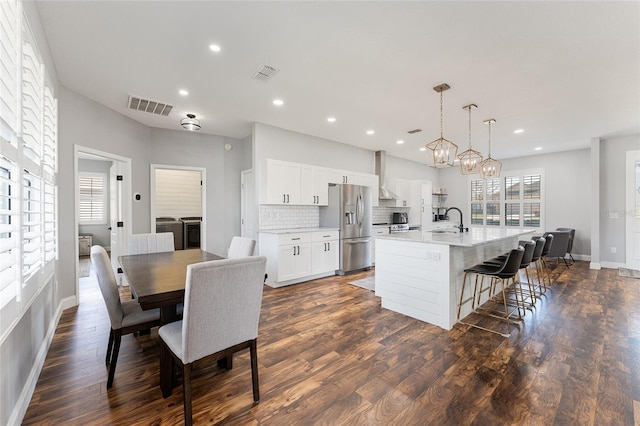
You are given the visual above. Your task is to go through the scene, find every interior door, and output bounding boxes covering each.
[626,150,640,270]
[109,162,128,282]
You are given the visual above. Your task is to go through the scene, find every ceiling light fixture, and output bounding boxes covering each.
[179,89,188,96]
[419,147,426,152]
[458,103,483,175]
[479,119,501,179]
[327,117,336,123]
[514,129,524,134]
[209,44,221,52]
[273,99,284,106]
[425,83,458,168]
[366,130,375,135]
[181,113,201,131]
[534,146,543,151]
[396,140,404,144]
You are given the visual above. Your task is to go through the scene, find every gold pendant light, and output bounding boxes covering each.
[479,119,502,179]
[458,103,483,174]
[425,83,458,168]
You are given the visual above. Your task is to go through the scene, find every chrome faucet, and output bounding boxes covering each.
[445,207,468,232]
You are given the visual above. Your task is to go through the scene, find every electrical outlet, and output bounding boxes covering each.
[611,247,617,253]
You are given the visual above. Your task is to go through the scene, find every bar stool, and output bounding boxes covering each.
[527,237,547,297]
[457,247,525,337]
[538,233,554,287]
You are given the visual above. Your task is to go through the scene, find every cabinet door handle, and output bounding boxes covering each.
[292,247,296,256]
[283,194,286,203]
[297,246,300,255]
[292,237,301,240]
[287,194,290,203]
[328,242,330,251]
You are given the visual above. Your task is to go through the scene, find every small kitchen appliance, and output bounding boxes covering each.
[392,212,408,224]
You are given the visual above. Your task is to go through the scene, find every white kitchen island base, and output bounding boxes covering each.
[374,228,535,330]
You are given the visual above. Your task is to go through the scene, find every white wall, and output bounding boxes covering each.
[600,134,640,264]
[439,148,592,256]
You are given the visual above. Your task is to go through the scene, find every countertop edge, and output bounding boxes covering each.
[259,227,340,234]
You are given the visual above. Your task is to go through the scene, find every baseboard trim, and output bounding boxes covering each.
[589,262,601,270]
[600,261,626,269]
[8,297,70,426]
[572,254,590,262]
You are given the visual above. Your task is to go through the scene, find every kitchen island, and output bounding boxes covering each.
[374,227,536,330]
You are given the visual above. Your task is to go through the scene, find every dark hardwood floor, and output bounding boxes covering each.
[23,260,640,425]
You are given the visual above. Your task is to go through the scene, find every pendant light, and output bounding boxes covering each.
[181,113,201,131]
[457,103,483,174]
[425,83,457,168]
[479,119,502,179]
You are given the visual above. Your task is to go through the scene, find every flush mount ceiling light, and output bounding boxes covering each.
[273,99,284,106]
[327,117,336,123]
[479,119,502,179]
[181,113,201,131]
[425,83,458,168]
[458,103,483,175]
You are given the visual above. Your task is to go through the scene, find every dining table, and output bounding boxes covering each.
[118,248,224,396]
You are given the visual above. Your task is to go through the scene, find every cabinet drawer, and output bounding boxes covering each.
[373,227,390,235]
[311,231,339,242]
[278,233,312,245]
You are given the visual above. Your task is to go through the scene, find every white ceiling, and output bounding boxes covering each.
[35,1,639,163]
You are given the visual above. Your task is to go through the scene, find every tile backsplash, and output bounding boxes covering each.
[372,206,410,224]
[260,205,319,229]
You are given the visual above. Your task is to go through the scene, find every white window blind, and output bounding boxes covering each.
[469,169,544,231]
[42,86,56,177]
[154,169,202,218]
[0,159,18,309]
[21,40,43,165]
[0,0,19,136]
[43,181,55,262]
[79,173,106,225]
[22,170,42,280]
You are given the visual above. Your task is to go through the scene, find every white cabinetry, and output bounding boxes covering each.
[390,178,412,207]
[371,225,390,265]
[311,231,339,275]
[265,159,301,204]
[259,229,339,287]
[408,180,432,228]
[300,165,329,205]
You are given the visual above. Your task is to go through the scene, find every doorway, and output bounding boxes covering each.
[626,150,640,270]
[150,164,206,252]
[74,145,132,301]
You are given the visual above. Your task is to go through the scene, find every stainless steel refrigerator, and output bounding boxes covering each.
[319,184,372,275]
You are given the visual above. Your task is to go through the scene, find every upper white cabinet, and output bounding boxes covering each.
[262,159,379,206]
[300,164,329,206]
[390,178,412,208]
[409,180,432,227]
[265,159,301,205]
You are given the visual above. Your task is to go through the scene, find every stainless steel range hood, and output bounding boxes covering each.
[375,150,398,200]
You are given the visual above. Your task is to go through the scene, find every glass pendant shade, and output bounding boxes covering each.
[458,103,482,174]
[426,83,457,168]
[479,118,502,179]
[181,113,201,131]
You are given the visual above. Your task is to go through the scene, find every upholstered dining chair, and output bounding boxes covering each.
[90,245,160,388]
[128,232,175,255]
[227,236,256,258]
[544,230,572,268]
[555,227,576,263]
[158,256,267,426]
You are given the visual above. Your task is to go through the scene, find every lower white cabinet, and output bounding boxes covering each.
[260,230,339,287]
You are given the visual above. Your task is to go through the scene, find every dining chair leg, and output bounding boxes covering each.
[107,330,122,389]
[160,340,173,398]
[106,329,114,365]
[250,339,260,403]
[183,363,193,426]
[217,355,233,370]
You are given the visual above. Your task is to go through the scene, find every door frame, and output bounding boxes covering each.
[74,145,132,303]
[626,149,640,269]
[150,164,207,251]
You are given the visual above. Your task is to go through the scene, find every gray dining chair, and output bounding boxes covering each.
[158,256,267,426]
[128,232,175,255]
[90,245,160,388]
[555,227,575,263]
[544,230,572,268]
[227,236,256,258]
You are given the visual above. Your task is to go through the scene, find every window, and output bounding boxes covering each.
[79,172,107,225]
[0,159,18,310]
[22,171,42,280]
[469,169,544,231]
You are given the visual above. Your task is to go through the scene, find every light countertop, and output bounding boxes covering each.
[377,227,536,247]
[259,227,339,234]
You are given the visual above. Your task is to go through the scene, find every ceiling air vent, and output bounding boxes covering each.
[407,129,422,134]
[127,95,173,116]
[252,65,280,82]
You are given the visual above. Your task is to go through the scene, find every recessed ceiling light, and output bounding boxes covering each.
[179,89,188,96]
[396,140,404,144]
[419,147,426,152]
[209,44,221,52]
[327,117,336,123]
[273,99,284,106]
[514,129,524,134]
[366,130,375,135]
[534,146,543,151]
